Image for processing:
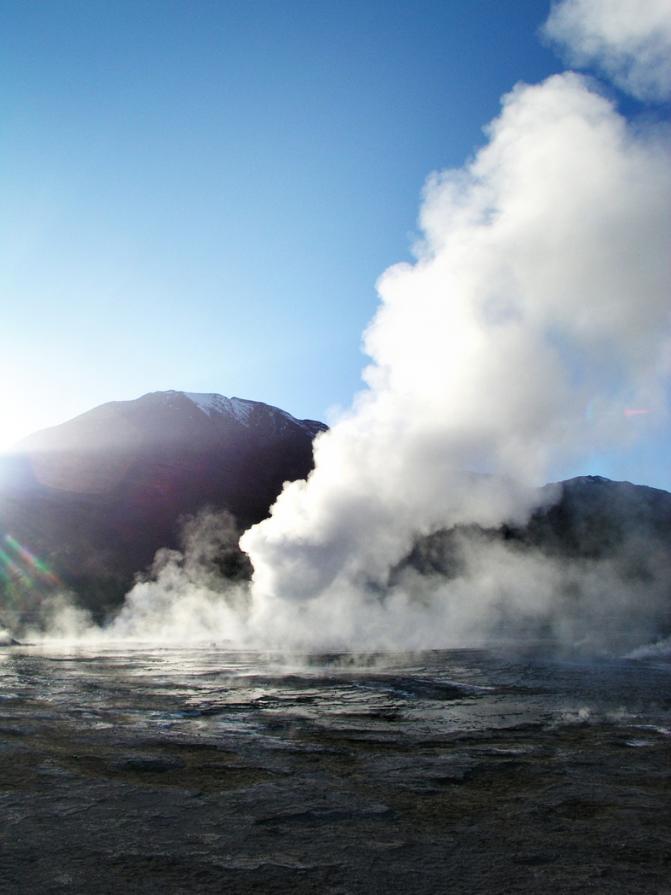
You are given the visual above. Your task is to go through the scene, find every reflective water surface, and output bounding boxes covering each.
[1,646,670,893]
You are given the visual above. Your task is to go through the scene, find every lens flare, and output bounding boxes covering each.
[1,534,61,588]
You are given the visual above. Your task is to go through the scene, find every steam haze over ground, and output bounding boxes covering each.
[25,0,671,658]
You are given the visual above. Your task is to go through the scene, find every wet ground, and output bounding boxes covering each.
[0,645,670,894]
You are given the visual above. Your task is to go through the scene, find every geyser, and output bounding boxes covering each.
[28,0,671,653]
[240,0,671,647]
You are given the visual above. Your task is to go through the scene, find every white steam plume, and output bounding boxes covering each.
[241,69,671,643]
[98,511,249,644]
[544,0,671,102]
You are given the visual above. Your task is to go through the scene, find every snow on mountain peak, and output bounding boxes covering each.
[181,391,326,436]
[184,393,255,424]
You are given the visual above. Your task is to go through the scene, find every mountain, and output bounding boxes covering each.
[399,475,671,650]
[405,476,671,571]
[0,391,326,622]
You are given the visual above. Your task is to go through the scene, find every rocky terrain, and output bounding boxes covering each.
[0,645,669,894]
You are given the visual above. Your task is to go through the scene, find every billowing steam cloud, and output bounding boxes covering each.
[544,0,671,101]
[241,6,671,642]
[32,0,671,652]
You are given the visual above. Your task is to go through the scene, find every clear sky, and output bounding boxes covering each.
[1,0,669,489]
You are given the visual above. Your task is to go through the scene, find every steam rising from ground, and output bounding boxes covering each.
[25,1,671,653]
[243,70,671,626]
[32,503,671,655]
[239,0,671,649]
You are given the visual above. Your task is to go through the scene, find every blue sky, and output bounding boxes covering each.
[1,0,669,489]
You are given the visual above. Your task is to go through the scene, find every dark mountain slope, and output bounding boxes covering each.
[0,391,326,621]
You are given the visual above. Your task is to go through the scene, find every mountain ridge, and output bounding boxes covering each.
[17,389,326,464]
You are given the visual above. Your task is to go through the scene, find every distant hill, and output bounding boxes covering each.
[405,476,671,570]
[399,475,671,650]
[0,391,326,621]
